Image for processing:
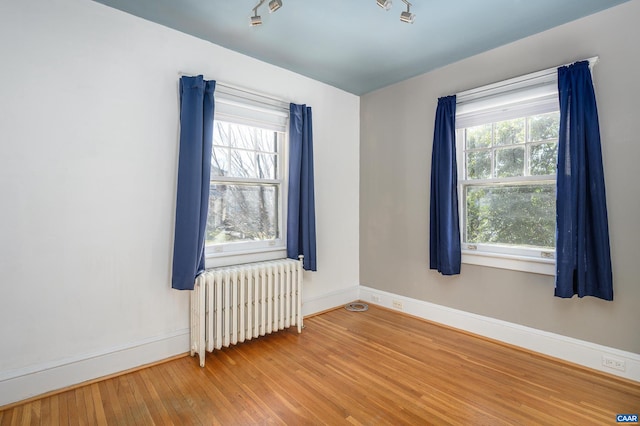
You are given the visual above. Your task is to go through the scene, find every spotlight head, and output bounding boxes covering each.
[376,0,392,11]
[400,10,415,23]
[268,0,282,13]
[250,14,262,26]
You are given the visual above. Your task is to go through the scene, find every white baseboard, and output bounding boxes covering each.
[0,329,190,407]
[303,285,360,317]
[359,286,640,383]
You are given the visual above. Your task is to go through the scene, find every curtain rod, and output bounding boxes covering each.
[456,56,599,102]
[178,71,289,111]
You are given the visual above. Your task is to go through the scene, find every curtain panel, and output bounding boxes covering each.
[171,76,216,290]
[287,103,317,271]
[555,61,613,300]
[429,95,461,275]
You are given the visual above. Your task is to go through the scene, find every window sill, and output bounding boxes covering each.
[204,246,287,269]
[462,250,555,276]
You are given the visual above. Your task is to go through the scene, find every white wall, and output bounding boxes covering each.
[0,0,359,406]
[361,0,640,355]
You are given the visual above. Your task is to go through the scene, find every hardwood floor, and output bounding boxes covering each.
[2,305,639,425]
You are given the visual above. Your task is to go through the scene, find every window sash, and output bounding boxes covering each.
[206,106,287,258]
[207,136,285,249]
[458,119,557,254]
[456,119,558,273]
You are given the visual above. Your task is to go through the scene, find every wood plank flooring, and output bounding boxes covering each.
[1,305,639,425]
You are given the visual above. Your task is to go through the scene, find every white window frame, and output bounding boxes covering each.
[454,59,597,275]
[204,84,290,269]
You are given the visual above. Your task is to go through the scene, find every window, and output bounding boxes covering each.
[205,86,289,264]
[456,68,561,274]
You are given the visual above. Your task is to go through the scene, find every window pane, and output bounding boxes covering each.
[206,184,279,244]
[528,112,559,142]
[229,149,255,178]
[495,118,525,146]
[466,151,492,180]
[226,150,278,179]
[255,132,279,153]
[495,147,524,177]
[211,148,228,177]
[213,122,238,148]
[530,142,558,175]
[466,124,492,149]
[465,184,555,249]
[214,121,280,152]
[223,124,256,150]
[256,154,277,179]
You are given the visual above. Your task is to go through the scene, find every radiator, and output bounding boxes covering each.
[190,257,303,367]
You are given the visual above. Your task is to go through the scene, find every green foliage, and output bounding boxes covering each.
[529,113,559,141]
[495,118,524,146]
[466,151,491,179]
[466,124,492,149]
[496,147,524,177]
[530,142,557,175]
[465,185,555,249]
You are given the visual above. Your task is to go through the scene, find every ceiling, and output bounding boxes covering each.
[93,0,629,95]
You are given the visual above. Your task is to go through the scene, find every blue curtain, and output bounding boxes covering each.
[555,61,612,300]
[287,103,317,271]
[171,76,216,290]
[429,95,461,275]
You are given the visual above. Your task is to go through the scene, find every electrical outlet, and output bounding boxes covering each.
[392,300,403,310]
[602,356,626,372]
[371,295,381,303]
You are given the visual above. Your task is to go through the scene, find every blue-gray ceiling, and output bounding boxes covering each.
[93,0,630,95]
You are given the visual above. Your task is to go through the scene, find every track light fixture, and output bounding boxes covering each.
[268,0,282,13]
[376,0,392,11]
[250,12,262,26]
[250,0,283,26]
[376,0,415,24]
[250,0,264,26]
[400,0,415,23]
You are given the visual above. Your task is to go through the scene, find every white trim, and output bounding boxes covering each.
[359,286,640,383]
[0,330,190,407]
[205,248,287,269]
[462,250,555,275]
[302,285,360,317]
